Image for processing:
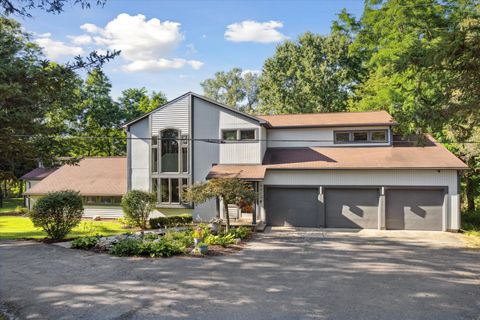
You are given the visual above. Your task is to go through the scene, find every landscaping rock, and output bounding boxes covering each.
[92,216,102,221]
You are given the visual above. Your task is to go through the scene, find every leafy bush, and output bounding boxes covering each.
[149,214,193,229]
[228,226,251,239]
[71,236,99,250]
[29,190,84,240]
[164,230,193,248]
[111,238,142,256]
[462,211,480,231]
[121,190,156,230]
[117,217,134,228]
[14,206,29,215]
[138,238,186,257]
[204,233,235,247]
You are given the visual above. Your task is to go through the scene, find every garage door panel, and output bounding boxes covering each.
[266,188,319,227]
[325,188,379,229]
[386,189,444,231]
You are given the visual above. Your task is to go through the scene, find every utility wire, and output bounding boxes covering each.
[2,135,480,144]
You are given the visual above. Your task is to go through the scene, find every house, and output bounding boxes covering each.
[21,166,58,209]
[125,92,467,231]
[24,157,127,219]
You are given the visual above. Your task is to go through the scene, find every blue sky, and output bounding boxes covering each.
[21,0,364,99]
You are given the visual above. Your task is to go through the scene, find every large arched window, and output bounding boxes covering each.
[161,129,179,172]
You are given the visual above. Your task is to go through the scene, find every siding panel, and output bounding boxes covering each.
[151,96,189,135]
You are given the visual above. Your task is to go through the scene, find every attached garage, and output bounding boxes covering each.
[385,189,445,231]
[265,187,380,229]
[324,188,379,229]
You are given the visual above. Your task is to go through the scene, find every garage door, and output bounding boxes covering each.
[325,188,379,229]
[386,189,444,231]
[265,188,319,227]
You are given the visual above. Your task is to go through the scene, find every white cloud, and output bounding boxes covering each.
[35,35,84,59]
[79,13,202,72]
[123,58,203,73]
[225,20,287,43]
[68,34,93,45]
[80,23,101,33]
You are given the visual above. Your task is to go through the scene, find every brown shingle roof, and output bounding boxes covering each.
[21,167,57,181]
[207,165,267,180]
[206,136,467,180]
[262,136,467,170]
[24,157,127,196]
[257,110,396,128]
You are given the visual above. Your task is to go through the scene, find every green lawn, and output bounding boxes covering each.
[0,216,135,240]
[0,198,23,214]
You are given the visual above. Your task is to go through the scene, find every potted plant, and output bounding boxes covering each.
[192,227,204,246]
[197,242,208,255]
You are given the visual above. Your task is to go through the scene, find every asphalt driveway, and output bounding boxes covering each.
[1,229,479,320]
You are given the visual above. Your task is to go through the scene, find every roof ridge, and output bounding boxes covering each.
[256,110,390,117]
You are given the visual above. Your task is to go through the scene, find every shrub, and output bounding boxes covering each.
[204,233,235,247]
[228,226,251,239]
[138,238,186,257]
[71,236,99,250]
[462,211,480,231]
[121,190,156,230]
[164,230,193,248]
[117,217,134,228]
[29,190,84,240]
[149,214,193,229]
[111,238,142,256]
[14,206,29,215]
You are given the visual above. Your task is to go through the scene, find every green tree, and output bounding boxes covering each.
[118,87,167,124]
[74,69,125,156]
[182,178,256,231]
[258,31,363,114]
[29,190,84,240]
[0,18,81,191]
[121,190,156,230]
[201,68,259,112]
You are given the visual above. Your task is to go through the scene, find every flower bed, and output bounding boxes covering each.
[71,225,253,257]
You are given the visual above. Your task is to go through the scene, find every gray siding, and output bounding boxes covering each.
[129,117,150,191]
[192,97,220,220]
[267,126,391,148]
[151,95,189,135]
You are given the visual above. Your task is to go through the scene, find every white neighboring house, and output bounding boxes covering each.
[125,92,468,232]
[21,167,58,209]
[24,157,126,219]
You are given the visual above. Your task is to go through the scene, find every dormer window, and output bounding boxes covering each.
[334,130,388,144]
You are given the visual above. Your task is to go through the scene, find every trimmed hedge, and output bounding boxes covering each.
[149,214,193,229]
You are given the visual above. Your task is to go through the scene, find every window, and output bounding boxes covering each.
[84,196,121,205]
[335,132,350,143]
[151,136,158,173]
[371,131,387,142]
[85,196,97,204]
[158,178,189,204]
[222,129,257,141]
[353,131,368,142]
[152,178,158,198]
[222,130,237,141]
[182,148,188,173]
[161,129,179,172]
[240,129,255,140]
[334,129,388,144]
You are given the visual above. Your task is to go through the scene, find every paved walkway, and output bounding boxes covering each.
[1,230,479,319]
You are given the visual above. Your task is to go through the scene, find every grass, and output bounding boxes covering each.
[462,210,480,248]
[0,198,23,214]
[0,216,135,240]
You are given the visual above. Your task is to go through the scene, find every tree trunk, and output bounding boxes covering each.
[465,177,476,212]
[0,182,3,208]
[222,197,230,231]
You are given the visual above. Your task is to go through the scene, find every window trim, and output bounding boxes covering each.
[334,129,388,144]
[158,177,190,205]
[220,128,258,142]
